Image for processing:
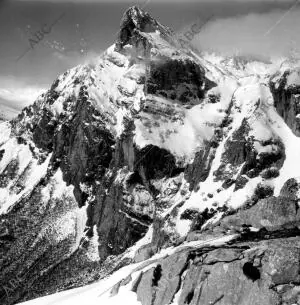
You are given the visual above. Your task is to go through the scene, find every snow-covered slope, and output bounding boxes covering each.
[0,6,300,305]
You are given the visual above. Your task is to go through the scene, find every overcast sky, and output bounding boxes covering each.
[15,0,298,2]
[0,0,299,116]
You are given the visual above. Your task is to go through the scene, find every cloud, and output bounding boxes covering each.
[187,7,300,59]
[0,87,44,108]
[52,49,102,67]
[0,77,45,111]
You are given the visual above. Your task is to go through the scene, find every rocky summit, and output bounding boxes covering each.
[0,6,300,305]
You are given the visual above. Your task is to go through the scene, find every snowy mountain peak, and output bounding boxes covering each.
[116,6,175,51]
[1,7,300,305]
[121,6,156,30]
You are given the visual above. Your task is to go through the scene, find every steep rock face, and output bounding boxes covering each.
[184,141,216,191]
[270,68,300,136]
[147,58,213,104]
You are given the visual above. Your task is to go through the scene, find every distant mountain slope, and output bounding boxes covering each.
[0,6,299,305]
[0,103,19,121]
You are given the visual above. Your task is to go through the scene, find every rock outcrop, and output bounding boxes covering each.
[113,237,300,305]
[270,68,300,136]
